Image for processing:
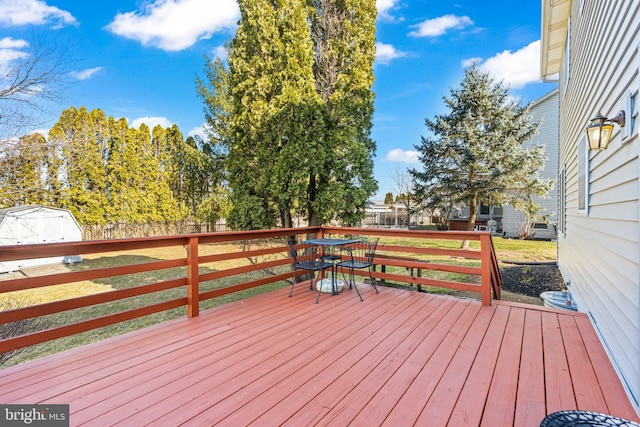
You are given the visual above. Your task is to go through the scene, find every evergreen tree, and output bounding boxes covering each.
[383,192,394,204]
[308,0,378,226]
[0,133,49,207]
[410,65,553,240]
[50,107,109,224]
[105,117,137,222]
[226,0,325,229]
[200,0,378,229]
[136,124,181,222]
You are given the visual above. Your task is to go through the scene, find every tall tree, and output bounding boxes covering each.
[49,107,109,224]
[0,133,50,207]
[391,167,415,228]
[410,65,553,242]
[226,0,325,229]
[201,0,378,230]
[308,0,378,226]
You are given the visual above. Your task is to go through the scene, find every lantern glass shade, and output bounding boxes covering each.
[586,121,614,150]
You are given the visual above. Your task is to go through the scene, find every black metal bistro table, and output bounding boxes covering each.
[303,238,361,295]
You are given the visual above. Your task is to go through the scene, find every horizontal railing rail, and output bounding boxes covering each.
[0,226,500,356]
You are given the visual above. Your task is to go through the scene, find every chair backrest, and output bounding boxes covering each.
[364,238,379,263]
[289,243,320,265]
[343,238,379,264]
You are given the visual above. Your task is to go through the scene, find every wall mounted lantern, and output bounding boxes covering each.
[586,111,626,150]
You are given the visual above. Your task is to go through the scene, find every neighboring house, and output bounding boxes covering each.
[0,205,83,273]
[502,88,560,237]
[541,0,640,414]
[465,89,559,237]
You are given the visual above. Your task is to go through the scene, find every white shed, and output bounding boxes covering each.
[0,205,83,273]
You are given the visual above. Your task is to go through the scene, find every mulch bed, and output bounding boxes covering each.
[499,264,566,297]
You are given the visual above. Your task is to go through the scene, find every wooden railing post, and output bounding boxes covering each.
[480,233,492,306]
[187,236,200,317]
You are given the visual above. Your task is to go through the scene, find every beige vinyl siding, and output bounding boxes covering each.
[556,0,640,410]
[502,89,559,236]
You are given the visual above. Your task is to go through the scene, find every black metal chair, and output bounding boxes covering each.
[289,243,335,304]
[336,238,379,301]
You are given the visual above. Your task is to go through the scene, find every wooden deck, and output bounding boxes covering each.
[1,285,638,426]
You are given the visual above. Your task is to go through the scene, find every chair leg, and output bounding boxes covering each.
[369,266,379,293]
[289,269,297,297]
[351,268,363,302]
[315,270,324,304]
[339,266,350,288]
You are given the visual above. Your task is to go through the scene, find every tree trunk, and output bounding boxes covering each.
[281,206,293,229]
[308,172,321,227]
[461,197,478,249]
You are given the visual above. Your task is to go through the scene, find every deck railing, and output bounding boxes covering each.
[0,227,501,355]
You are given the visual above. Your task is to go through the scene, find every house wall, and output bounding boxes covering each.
[502,89,560,237]
[555,0,640,411]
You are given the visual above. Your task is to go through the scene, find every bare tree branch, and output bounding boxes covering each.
[0,33,72,140]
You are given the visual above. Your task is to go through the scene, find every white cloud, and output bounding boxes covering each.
[0,37,28,76]
[409,14,473,38]
[473,40,541,89]
[71,66,103,81]
[375,42,407,65]
[106,0,240,52]
[0,37,27,49]
[461,57,481,68]
[188,124,206,139]
[384,148,419,163]
[131,116,174,130]
[0,0,77,28]
[213,45,228,61]
[377,0,401,21]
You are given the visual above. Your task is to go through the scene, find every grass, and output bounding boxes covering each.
[1,234,555,367]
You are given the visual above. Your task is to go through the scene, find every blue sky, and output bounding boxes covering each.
[0,0,557,200]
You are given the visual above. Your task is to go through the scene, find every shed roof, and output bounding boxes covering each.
[0,205,82,230]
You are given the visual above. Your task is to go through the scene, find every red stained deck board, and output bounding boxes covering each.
[126,286,404,426]
[415,303,496,425]
[514,309,546,426]
[558,313,610,413]
[78,286,387,426]
[347,296,468,426]
[0,286,637,427]
[542,311,577,414]
[574,314,639,421]
[381,301,484,426]
[480,306,525,426]
[216,287,430,427]
[313,296,456,426]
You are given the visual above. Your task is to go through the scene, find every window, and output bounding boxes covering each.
[577,138,588,214]
[625,89,637,140]
[559,164,566,234]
